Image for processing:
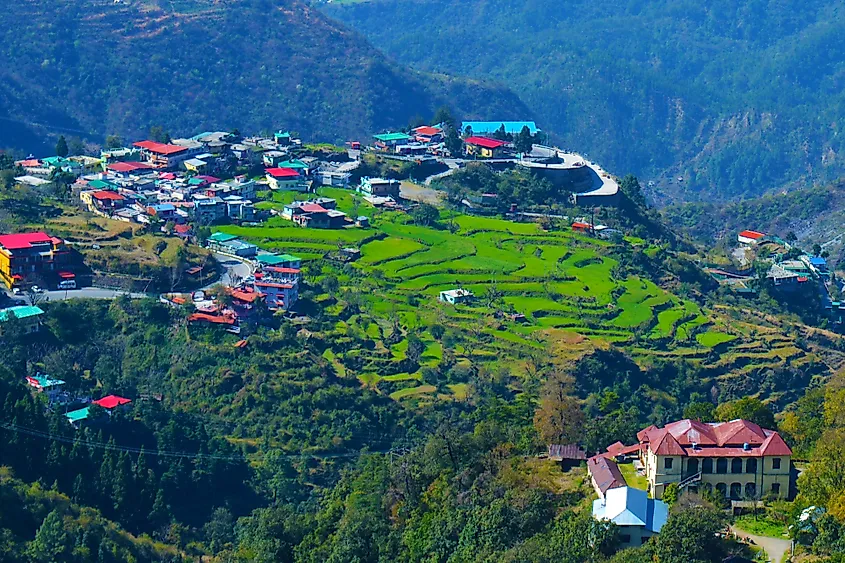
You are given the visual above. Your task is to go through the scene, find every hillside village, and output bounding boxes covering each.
[0,118,843,562]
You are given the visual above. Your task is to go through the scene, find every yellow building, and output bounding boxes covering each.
[637,419,792,502]
[0,232,71,289]
[464,136,507,158]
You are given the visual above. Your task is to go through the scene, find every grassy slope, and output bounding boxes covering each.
[0,0,530,152]
[221,203,833,406]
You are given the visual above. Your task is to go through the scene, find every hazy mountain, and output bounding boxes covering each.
[327,0,845,203]
[0,0,530,153]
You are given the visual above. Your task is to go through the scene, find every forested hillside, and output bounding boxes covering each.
[0,0,529,153]
[327,0,845,202]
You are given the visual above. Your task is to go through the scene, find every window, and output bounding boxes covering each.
[664,458,673,470]
[730,483,742,499]
[641,537,649,544]
[716,483,727,497]
[620,534,631,544]
[702,458,713,474]
[687,459,699,474]
[745,483,756,498]
[771,483,781,495]
[745,458,757,474]
[772,458,782,470]
[731,458,744,474]
[716,458,728,474]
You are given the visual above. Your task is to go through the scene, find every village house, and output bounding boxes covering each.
[737,230,766,245]
[413,125,443,144]
[266,167,307,191]
[439,288,473,305]
[81,190,126,215]
[592,487,668,549]
[587,455,627,499]
[636,418,792,501]
[134,140,198,169]
[254,271,299,311]
[0,305,45,334]
[373,132,412,152]
[25,373,68,405]
[359,177,401,198]
[206,232,258,258]
[256,253,301,269]
[223,196,256,221]
[464,136,508,159]
[107,161,155,177]
[0,232,73,289]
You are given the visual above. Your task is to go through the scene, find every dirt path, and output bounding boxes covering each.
[730,525,792,562]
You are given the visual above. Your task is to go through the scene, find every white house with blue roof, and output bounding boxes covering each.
[592,486,668,548]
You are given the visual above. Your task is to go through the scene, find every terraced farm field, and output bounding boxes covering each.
[221,207,830,406]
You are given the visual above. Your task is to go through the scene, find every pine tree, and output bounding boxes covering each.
[29,510,69,562]
[55,135,69,157]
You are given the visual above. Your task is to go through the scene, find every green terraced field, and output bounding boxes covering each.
[223,206,825,405]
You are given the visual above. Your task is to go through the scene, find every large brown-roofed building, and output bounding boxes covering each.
[637,418,792,501]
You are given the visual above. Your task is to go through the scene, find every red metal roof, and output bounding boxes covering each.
[93,395,132,409]
[639,419,791,457]
[133,140,188,155]
[174,224,191,234]
[299,203,328,213]
[587,456,627,495]
[414,126,442,136]
[571,222,591,229]
[231,289,260,303]
[266,167,300,178]
[464,136,507,149]
[264,267,300,274]
[108,161,153,172]
[197,175,221,183]
[188,312,236,325]
[58,271,75,279]
[0,232,53,250]
[91,190,125,201]
[739,230,765,240]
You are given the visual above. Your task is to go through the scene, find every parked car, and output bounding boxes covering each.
[58,280,77,290]
[12,288,20,295]
[31,286,42,293]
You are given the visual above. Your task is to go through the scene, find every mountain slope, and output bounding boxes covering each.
[326,0,845,203]
[0,0,530,152]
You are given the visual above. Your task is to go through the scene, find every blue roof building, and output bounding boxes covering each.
[592,487,668,548]
[461,121,540,135]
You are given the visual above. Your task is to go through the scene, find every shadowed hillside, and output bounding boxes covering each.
[0,0,530,152]
[327,0,845,203]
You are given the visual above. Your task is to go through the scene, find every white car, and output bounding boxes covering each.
[31,286,42,293]
[12,288,20,295]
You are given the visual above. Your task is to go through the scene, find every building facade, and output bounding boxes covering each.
[638,419,792,501]
[0,232,71,289]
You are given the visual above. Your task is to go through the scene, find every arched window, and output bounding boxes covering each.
[687,459,699,475]
[745,458,757,474]
[702,458,713,474]
[745,483,756,498]
[702,482,713,493]
[731,458,744,473]
[730,482,742,499]
[716,483,727,497]
[716,458,728,474]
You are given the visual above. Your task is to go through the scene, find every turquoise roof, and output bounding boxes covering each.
[88,179,118,190]
[373,132,411,142]
[66,407,90,423]
[277,159,308,170]
[0,305,45,322]
[31,375,65,388]
[208,232,238,243]
[461,121,539,135]
[257,253,300,265]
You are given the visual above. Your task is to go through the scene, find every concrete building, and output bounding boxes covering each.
[359,177,400,198]
[637,419,792,502]
[0,232,72,289]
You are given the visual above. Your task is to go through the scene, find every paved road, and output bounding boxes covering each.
[730,525,791,562]
[204,253,254,289]
[4,287,149,306]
